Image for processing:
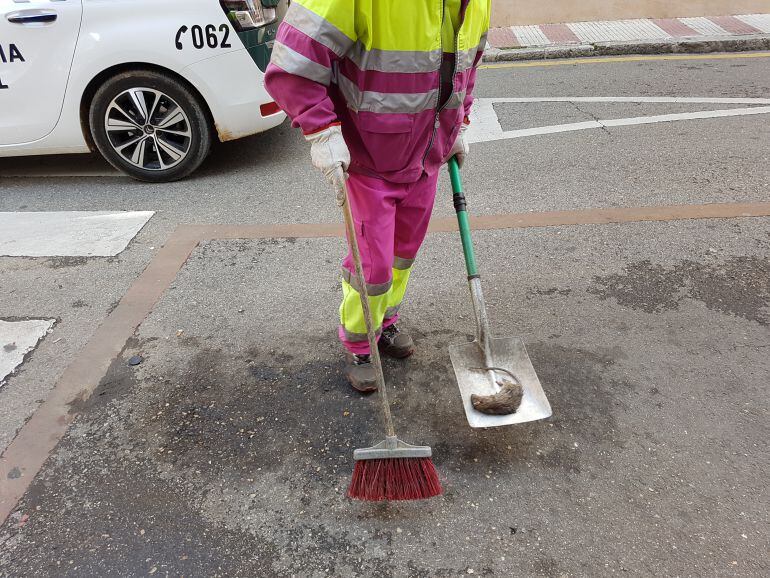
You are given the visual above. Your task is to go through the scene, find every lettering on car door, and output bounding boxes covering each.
[0,43,26,89]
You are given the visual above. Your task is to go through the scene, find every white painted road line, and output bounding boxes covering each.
[467,98,770,144]
[0,211,154,257]
[490,120,602,142]
[600,107,770,127]
[467,99,505,143]
[0,319,55,387]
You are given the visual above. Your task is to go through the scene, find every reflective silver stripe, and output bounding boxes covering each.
[348,44,442,73]
[445,90,467,110]
[393,256,415,270]
[270,41,332,86]
[342,327,382,342]
[341,268,392,297]
[457,47,477,72]
[384,306,400,319]
[458,34,487,71]
[339,75,438,114]
[284,3,354,57]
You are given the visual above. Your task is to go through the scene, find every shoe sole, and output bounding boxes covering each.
[344,369,378,393]
[348,380,378,393]
[351,384,378,393]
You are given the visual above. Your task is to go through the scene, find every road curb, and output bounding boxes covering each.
[483,34,770,62]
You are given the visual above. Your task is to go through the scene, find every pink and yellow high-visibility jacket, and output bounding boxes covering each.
[264,0,491,183]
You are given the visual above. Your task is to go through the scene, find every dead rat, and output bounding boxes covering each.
[470,367,524,416]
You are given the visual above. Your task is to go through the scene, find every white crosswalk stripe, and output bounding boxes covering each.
[568,20,672,43]
[511,25,550,46]
[0,211,154,257]
[678,17,729,36]
[736,13,770,33]
[0,319,55,387]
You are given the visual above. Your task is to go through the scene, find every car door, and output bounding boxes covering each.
[0,0,82,145]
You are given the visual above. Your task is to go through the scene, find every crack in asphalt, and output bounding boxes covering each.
[569,100,613,136]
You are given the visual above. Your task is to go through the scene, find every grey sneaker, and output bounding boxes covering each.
[378,324,415,359]
[344,352,378,393]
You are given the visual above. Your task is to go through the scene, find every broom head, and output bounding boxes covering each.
[348,437,442,501]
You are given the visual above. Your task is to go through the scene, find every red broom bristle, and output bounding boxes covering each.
[348,458,442,501]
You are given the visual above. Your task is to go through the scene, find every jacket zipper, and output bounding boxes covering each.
[420,0,465,171]
[420,0,446,171]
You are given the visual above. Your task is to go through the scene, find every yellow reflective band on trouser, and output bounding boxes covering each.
[385,265,412,320]
[340,263,414,341]
[340,278,391,342]
[340,268,392,296]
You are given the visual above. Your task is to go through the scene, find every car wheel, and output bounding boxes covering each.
[89,70,212,182]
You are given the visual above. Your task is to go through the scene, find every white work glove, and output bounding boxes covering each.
[447,122,470,167]
[304,124,350,186]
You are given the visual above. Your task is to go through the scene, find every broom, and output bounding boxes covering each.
[332,169,442,501]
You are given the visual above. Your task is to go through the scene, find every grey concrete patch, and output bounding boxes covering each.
[2,217,768,575]
[494,102,593,131]
[0,320,55,387]
[0,211,154,257]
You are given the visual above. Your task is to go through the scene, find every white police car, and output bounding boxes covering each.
[0,0,287,181]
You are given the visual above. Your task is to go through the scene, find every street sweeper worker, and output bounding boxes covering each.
[265,0,490,392]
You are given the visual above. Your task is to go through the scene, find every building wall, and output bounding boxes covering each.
[491,1,770,27]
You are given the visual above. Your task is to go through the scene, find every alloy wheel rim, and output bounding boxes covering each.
[104,88,192,171]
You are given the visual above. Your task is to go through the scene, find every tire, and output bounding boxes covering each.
[89,69,212,182]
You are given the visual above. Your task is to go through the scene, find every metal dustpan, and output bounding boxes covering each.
[449,329,552,428]
[447,158,552,428]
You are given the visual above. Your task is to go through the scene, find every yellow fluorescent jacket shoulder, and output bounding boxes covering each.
[292,0,491,52]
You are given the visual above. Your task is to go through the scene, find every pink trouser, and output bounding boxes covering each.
[339,169,440,355]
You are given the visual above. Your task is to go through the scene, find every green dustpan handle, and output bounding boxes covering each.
[448,157,478,277]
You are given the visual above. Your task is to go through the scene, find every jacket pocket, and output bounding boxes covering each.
[354,111,416,172]
[357,111,413,134]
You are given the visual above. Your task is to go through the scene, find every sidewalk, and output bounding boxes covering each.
[485,13,770,61]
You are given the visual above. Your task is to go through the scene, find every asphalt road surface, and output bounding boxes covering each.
[1,53,768,576]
